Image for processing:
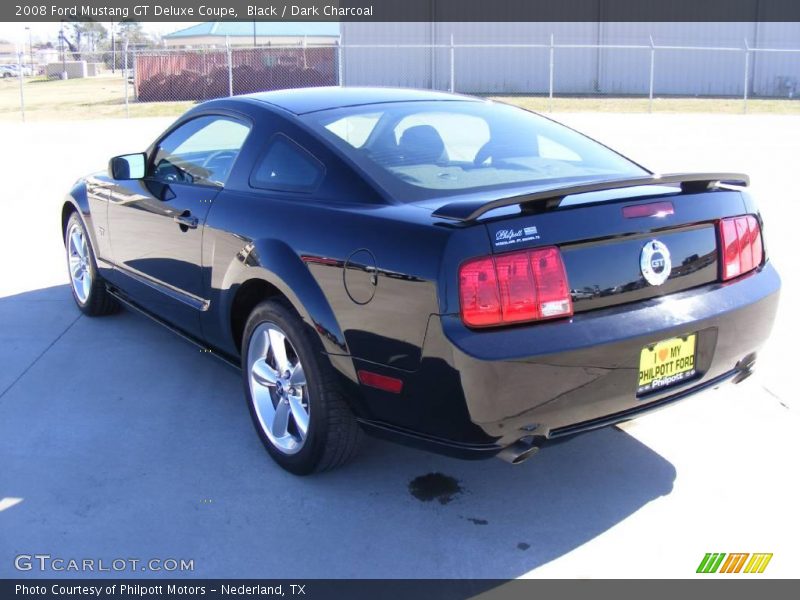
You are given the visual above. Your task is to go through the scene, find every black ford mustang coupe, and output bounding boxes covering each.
[61,87,780,474]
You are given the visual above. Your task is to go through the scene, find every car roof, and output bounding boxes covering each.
[242,86,480,115]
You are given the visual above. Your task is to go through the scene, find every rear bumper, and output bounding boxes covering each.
[358,363,748,460]
[444,261,780,448]
[359,261,780,458]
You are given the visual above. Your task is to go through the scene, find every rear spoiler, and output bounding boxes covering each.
[431,172,749,222]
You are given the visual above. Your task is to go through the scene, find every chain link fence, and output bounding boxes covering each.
[4,39,799,121]
[133,45,337,102]
[339,38,800,106]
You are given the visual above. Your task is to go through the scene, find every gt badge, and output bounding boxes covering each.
[640,239,672,286]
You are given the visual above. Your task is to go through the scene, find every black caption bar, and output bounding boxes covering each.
[0,579,784,600]
[3,0,800,23]
[6,580,498,600]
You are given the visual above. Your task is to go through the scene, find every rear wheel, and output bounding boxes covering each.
[242,300,362,474]
[64,212,119,316]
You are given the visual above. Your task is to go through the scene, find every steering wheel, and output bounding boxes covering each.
[202,149,238,167]
[153,160,185,183]
[201,150,239,181]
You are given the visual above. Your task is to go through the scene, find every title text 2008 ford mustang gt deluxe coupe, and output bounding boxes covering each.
[61,88,780,474]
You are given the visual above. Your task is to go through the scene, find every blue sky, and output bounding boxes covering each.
[0,22,196,45]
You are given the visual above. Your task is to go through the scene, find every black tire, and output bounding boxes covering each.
[64,212,120,316]
[242,299,362,475]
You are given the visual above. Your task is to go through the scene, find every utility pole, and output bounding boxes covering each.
[25,27,33,73]
[59,20,66,78]
[18,50,25,121]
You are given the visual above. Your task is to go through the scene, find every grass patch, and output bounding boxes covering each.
[0,75,193,121]
[489,95,800,114]
[1,75,798,121]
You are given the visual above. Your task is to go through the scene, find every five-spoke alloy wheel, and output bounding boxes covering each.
[247,322,310,455]
[64,212,119,316]
[67,220,92,304]
[242,300,362,474]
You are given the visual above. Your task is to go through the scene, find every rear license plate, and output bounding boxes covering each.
[638,334,697,395]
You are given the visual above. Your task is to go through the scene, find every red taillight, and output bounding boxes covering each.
[495,252,538,323]
[719,215,763,281]
[530,247,573,318]
[459,247,573,328]
[458,256,501,326]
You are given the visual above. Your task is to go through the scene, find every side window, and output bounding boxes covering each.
[150,116,250,187]
[250,135,324,193]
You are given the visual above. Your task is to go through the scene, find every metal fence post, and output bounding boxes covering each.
[111,20,115,74]
[226,36,233,97]
[337,42,344,86]
[648,35,655,113]
[17,50,25,122]
[548,34,554,112]
[743,39,750,114]
[124,43,129,118]
[449,34,455,92]
[450,33,456,94]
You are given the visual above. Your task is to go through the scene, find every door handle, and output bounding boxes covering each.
[174,211,198,230]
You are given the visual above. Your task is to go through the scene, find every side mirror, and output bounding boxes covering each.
[109,152,146,180]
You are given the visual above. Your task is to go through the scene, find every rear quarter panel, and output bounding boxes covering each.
[200,109,462,379]
[203,195,453,372]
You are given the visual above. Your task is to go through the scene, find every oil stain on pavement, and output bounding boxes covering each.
[408,473,463,505]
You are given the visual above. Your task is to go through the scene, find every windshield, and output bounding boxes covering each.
[302,100,648,201]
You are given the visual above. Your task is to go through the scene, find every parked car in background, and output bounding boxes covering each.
[12,64,34,77]
[0,65,18,78]
[2,64,33,77]
[60,87,780,474]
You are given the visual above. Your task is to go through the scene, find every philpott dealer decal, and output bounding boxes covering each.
[494,226,541,248]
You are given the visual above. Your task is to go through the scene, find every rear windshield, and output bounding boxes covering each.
[302,100,648,201]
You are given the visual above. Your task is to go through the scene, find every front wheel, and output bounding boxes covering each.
[242,300,362,475]
[64,212,119,316]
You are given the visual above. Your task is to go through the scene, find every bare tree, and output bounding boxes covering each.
[117,20,151,47]
[59,21,108,58]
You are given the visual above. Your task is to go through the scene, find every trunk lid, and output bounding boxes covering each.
[479,186,747,312]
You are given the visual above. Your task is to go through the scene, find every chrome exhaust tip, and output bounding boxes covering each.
[497,438,541,465]
[733,353,757,384]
